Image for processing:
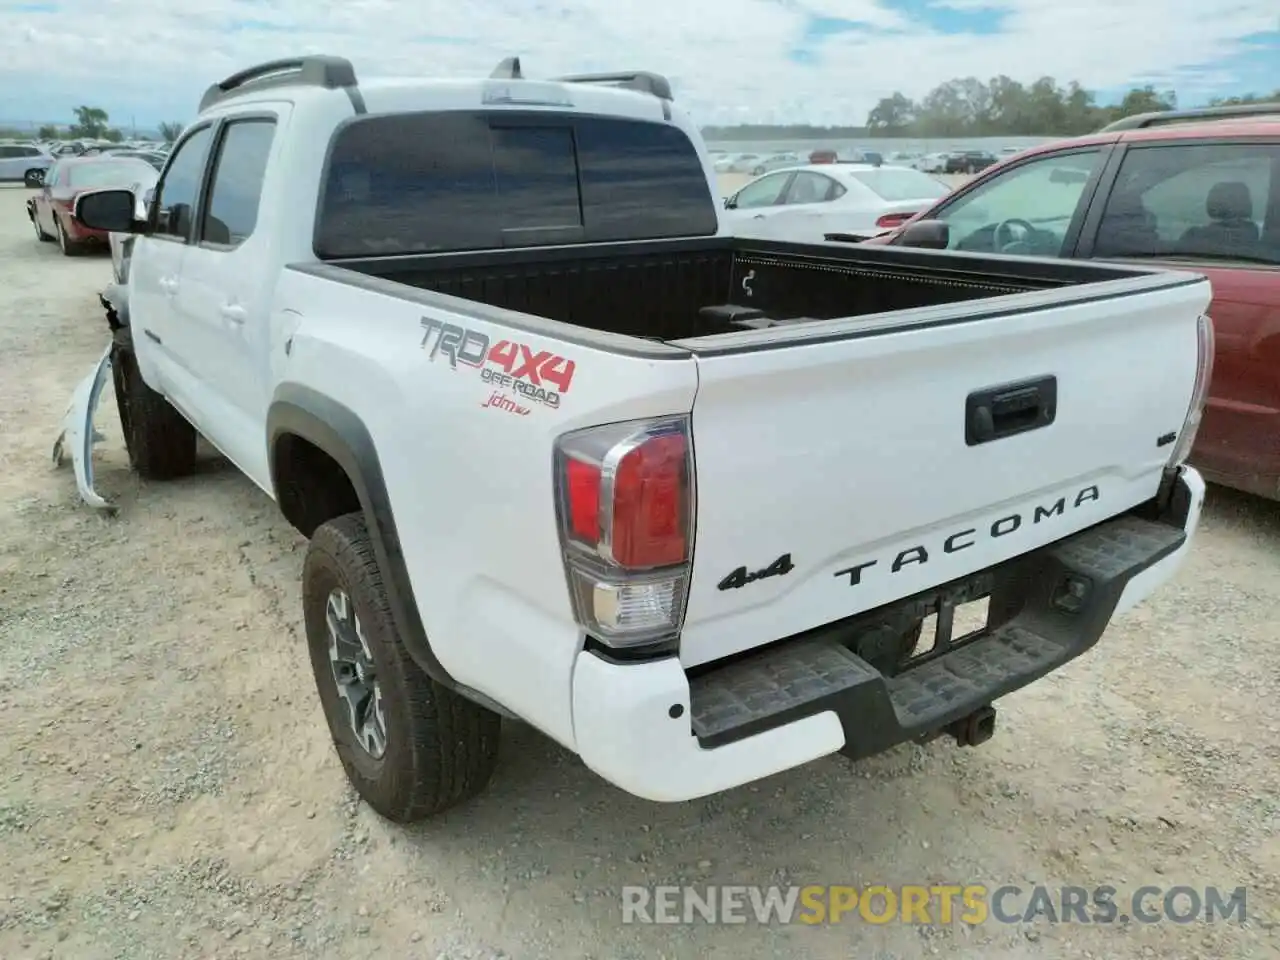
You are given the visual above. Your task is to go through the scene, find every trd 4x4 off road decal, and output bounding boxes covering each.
[419,317,576,410]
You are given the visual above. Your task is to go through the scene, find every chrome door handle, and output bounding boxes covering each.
[220,304,246,324]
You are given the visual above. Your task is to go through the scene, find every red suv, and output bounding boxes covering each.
[868,103,1280,501]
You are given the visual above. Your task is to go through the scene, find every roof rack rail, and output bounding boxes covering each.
[490,56,524,80]
[553,71,674,102]
[1098,100,1280,132]
[199,55,358,112]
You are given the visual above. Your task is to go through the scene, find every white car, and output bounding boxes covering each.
[107,167,159,284]
[721,163,953,241]
[745,152,803,175]
[913,153,949,173]
[63,55,1209,821]
[714,152,762,173]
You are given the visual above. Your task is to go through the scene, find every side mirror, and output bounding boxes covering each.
[896,219,950,250]
[724,196,737,210]
[75,188,144,234]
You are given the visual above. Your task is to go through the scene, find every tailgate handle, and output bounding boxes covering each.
[965,375,1057,446]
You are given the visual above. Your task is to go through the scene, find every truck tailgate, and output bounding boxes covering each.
[677,275,1211,668]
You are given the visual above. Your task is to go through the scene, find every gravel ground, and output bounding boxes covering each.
[1,182,1277,960]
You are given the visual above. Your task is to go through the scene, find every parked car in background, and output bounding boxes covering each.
[721,163,951,241]
[105,164,160,285]
[26,155,157,256]
[0,142,55,186]
[104,149,167,171]
[809,148,838,164]
[914,152,949,173]
[866,102,1280,500]
[714,152,763,173]
[747,152,803,175]
[943,150,998,174]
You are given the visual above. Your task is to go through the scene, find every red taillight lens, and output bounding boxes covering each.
[566,458,601,541]
[876,212,915,229]
[610,434,687,568]
[555,417,694,648]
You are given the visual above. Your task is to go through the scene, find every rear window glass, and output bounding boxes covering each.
[315,111,717,258]
[847,168,950,201]
[65,160,155,189]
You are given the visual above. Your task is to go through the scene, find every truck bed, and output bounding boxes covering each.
[298,237,1158,342]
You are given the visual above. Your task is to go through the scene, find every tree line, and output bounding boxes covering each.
[6,80,1279,145]
[702,78,1280,141]
[0,106,183,142]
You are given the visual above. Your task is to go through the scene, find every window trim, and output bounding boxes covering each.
[924,144,1115,258]
[149,120,219,245]
[1076,135,1280,265]
[311,108,717,259]
[195,114,279,253]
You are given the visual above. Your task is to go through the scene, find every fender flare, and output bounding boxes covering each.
[266,384,456,688]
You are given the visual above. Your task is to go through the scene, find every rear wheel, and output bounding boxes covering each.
[110,327,197,479]
[23,168,44,187]
[303,513,502,822]
[55,217,83,257]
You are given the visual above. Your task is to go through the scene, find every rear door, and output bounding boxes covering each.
[675,272,1211,667]
[1076,137,1280,497]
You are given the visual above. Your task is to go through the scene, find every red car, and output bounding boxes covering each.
[26,156,156,256]
[865,103,1280,501]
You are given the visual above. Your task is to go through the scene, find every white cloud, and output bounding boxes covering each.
[0,0,1276,125]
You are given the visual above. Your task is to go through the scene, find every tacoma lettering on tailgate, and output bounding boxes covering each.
[834,484,1100,586]
[419,317,576,410]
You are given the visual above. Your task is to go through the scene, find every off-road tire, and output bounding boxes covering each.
[110,327,197,479]
[32,214,52,242]
[303,513,502,822]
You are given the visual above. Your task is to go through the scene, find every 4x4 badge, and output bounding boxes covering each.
[718,553,794,591]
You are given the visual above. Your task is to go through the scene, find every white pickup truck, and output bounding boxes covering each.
[62,55,1214,823]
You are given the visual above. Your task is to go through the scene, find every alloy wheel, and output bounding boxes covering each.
[325,588,387,759]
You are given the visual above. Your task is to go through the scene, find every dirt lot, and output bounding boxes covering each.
[1,183,1278,960]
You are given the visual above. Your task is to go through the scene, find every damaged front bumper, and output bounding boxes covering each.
[51,344,115,513]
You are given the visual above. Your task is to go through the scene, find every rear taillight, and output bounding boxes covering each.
[1169,313,1216,467]
[875,212,915,229]
[554,416,694,649]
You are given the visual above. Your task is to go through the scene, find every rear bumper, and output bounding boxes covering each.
[65,221,109,244]
[570,467,1204,802]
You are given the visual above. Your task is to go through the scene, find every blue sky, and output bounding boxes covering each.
[0,0,1277,129]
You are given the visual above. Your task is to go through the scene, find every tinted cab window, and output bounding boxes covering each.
[929,149,1103,256]
[200,119,276,247]
[153,126,214,240]
[1093,142,1279,264]
[316,112,717,257]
